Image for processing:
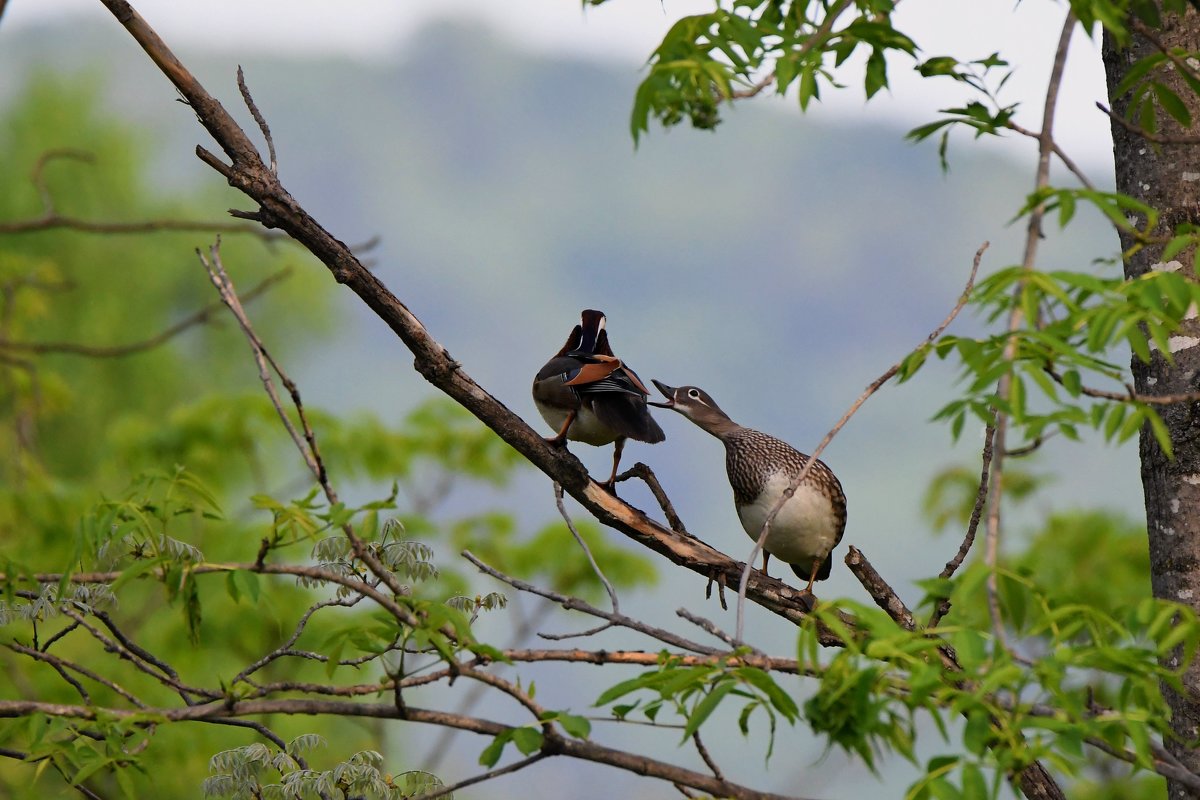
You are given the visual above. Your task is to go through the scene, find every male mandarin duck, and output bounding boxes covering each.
[533,309,665,490]
[649,381,846,596]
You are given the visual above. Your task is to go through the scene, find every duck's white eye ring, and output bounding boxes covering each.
[687,389,700,399]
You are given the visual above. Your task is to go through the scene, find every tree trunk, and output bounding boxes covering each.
[1103,12,1200,798]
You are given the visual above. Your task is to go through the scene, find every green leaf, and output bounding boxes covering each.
[558,713,591,739]
[1153,82,1192,127]
[962,710,991,755]
[798,64,818,110]
[961,763,988,800]
[511,726,544,755]
[1146,408,1174,458]
[478,733,509,768]
[735,667,800,721]
[681,680,736,740]
[1112,53,1166,98]
[865,49,887,99]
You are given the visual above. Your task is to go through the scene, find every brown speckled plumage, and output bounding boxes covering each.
[650,381,847,591]
[724,428,846,518]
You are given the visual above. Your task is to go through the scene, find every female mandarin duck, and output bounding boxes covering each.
[649,381,846,596]
[533,310,665,490]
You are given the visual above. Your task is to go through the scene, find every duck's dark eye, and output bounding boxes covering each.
[687,389,700,399]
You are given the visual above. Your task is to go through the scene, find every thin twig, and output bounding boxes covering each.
[416,753,549,800]
[1004,434,1049,458]
[463,550,723,657]
[0,148,285,240]
[1133,18,1200,85]
[237,66,277,175]
[675,608,753,653]
[734,240,989,643]
[731,71,777,99]
[692,732,730,790]
[231,594,365,685]
[197,244,408,605]
[7,642,145,707]
[985,9,1075,661]
[57,607,218,701]
[555,482,619,615]
[1044,363,1200,405]
[201,718,301,766]
[198,240,321,481]
[0,745,106,800]
[0,267,292,357]
[3,694,806,800]
[1004,120,1096,189]
[0,212,291,239]
[1096,101,1200,145]
[615,462,689,535]
[928,423,996,628]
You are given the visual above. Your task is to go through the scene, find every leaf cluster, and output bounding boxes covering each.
[593,652,799,760]
[629,1,916,141]
[204,737,448,800]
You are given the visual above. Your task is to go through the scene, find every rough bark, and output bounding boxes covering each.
[1103,13,1200,798]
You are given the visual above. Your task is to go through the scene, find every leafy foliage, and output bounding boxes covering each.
[626,1,917,141]
[204,739,449,800]
[593,653,800,759]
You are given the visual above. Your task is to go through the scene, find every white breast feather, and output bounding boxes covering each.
[736,471,839,564]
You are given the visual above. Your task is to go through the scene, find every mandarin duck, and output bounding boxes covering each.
[532,309,665,490]
[649,381,846,595]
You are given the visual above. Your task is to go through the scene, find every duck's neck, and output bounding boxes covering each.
[693,414,743,440]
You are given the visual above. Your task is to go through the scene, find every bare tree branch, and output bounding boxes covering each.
[417,753,549,800]
[1004,120,1095,190]
[1044,363,1200,405]
[555,481,619,616]
[614,462,689,536]
[0,149,287,240]
[928,422,995,628]
[0,267,291,358]
[237,66,277,175]
[1096,101,1200,145]
[985,10,1075,672]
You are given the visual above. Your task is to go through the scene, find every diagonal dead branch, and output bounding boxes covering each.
[98,0,827,635]
[675,607,752,653]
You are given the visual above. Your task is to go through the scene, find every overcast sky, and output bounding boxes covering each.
[7,0,1114,170]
